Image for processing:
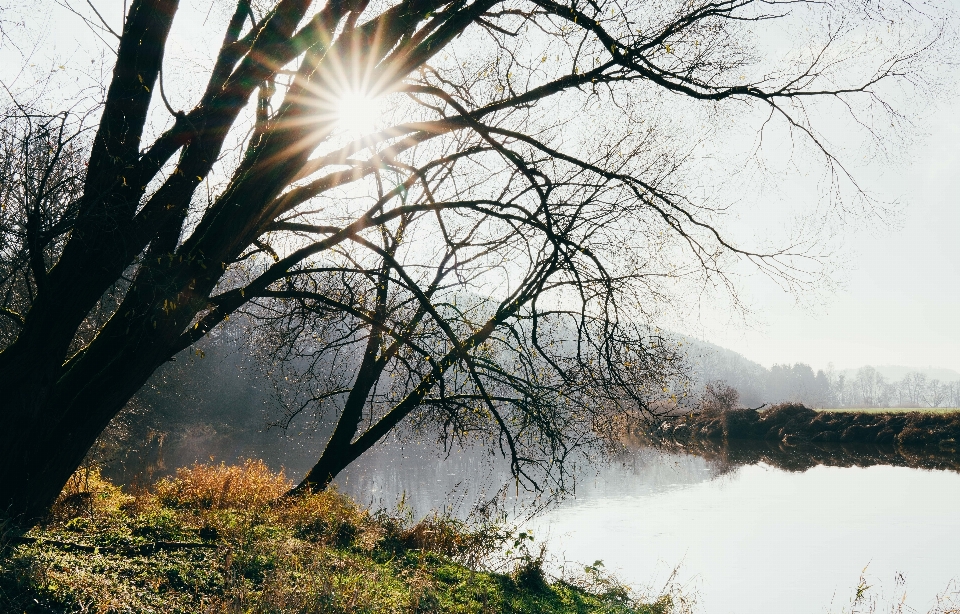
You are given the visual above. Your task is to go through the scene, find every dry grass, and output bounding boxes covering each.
[155,459,291,510]
[48,467,132,523]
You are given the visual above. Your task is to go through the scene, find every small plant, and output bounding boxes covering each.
[505,530,549,592]
[48,467,131,523]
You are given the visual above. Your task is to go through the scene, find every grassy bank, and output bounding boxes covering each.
[0,461,669,614]
[819,407,960,414]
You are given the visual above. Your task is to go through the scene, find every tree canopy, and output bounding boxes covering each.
[0,0,945,526]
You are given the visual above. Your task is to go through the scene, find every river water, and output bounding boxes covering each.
[334,442,960,614]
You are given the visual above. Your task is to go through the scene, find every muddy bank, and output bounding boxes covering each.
[648,404,960,450]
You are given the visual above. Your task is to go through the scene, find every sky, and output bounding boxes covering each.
[1,0,958,374]
[692,88,960,374]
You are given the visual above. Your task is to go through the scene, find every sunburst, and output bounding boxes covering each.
[336,88,379,136]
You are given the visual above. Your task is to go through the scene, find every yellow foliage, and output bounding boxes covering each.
[50,467,132,522]
[154,458,292,510]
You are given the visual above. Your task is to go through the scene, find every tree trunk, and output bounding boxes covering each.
[0,303,188,529]
[293,440,368,496]
[0,0,183,530]
[0,414,112,529]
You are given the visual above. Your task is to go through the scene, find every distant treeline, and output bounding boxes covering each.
[683,338,960,409]
[826,366,960,409]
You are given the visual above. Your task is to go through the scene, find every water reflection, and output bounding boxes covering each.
[336,439,960,614]
[336,437,960,517]
[660,437,960,475]
[335,441,729,520]
[106,422,960,614]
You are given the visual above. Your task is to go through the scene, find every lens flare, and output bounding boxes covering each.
[336,89,378,135]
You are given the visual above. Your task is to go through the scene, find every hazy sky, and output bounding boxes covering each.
[2,1,957,374]
[695,93,960,374]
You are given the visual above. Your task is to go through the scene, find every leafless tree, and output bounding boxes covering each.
[701,381,740,413]
[926,378,946,408]
[0,108,89,347]
[831,373,850,408]
[0,0,945,527]
[947,381,960,409]
[901,372,928,407]
[877,379,895,408]
[855,366,884,407]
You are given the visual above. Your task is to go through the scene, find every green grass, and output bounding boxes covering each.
[818,407,960,414]
[0,461,672,614]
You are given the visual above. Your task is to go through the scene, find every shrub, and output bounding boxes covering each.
[154,459,291,510]
[280,486,375,550]
[701,382,740,414]
[48,467,132,523]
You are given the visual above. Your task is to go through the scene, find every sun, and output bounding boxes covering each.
[336,89,379,136]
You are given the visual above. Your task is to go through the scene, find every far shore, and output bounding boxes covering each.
[817,407,960,413]
[647,403,960,449]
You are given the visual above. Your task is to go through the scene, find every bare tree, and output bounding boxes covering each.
[877,378,895,409]
[701,381,740,413]
[947,381,960,409]
[831,373,849,408]
[901,372,928,407]
[0,108,88,347]
[0,0,944,527]
[855,366,883,408]
[926,379,946,409]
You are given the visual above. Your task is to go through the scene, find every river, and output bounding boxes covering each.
[334,441,960,614]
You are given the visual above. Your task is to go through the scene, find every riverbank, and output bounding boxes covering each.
[648,403,960,449]
[0,461,668,614]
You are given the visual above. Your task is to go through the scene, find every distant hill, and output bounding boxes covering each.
[677,336,771,407]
